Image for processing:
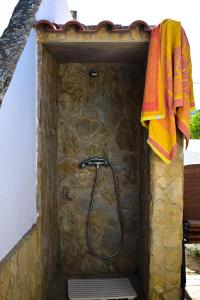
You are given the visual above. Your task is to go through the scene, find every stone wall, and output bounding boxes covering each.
[56,63,146,276]
[139,129,151,299]
[148,137,184,300]
[0,35,184,299]
[37,45,59,294]
[0,224,42,300]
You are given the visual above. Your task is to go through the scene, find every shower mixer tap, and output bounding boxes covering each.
[79,157,109,169]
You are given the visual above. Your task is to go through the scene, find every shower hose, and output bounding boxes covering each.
[79,157,124,260]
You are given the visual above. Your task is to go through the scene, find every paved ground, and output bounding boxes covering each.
[185,244,200,300]
[186,274,200,300]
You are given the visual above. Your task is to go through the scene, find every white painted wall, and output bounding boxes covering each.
[184,140,200,165]
[0,29,37,260]
[0,0,72,261]
[36,0,72,23]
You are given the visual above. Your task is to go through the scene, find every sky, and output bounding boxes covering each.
[0,0,199,109]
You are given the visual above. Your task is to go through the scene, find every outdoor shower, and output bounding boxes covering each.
[79,157,124,259]
[68,158,137,300]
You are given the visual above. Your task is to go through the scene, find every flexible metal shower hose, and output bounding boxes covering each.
[85,161,124,260]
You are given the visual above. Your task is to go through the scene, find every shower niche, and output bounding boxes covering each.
[57,62,146,275]
[37,24,151,299]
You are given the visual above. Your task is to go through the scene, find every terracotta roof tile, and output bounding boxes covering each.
[35,19,154,32]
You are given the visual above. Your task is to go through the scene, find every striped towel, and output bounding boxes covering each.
[141,19,195,163]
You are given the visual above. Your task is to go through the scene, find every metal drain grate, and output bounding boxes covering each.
[68,277,137,300]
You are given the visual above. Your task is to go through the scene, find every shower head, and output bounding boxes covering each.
[79,157,109,169]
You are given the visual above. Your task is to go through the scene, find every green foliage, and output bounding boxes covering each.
[190,110,200,139]
[188,246,200,260]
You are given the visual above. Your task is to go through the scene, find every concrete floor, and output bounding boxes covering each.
[186,274,200,300]
[47,273,66,300]
[185,244,200,300]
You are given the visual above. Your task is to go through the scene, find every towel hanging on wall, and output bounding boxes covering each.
[141,19,195,164]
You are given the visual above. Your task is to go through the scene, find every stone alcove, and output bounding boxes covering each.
[36,22,184,300]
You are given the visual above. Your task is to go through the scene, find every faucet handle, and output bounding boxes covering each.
[79,157,109,169]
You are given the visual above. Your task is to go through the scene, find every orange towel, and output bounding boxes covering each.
[141,19,195,164]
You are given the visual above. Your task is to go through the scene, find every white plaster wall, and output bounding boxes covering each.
[184,140,200,165]
[0,0,72,261]
[0,29,37,260]
[36,0,72,23]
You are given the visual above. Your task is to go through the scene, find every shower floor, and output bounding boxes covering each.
[47,272,142,300]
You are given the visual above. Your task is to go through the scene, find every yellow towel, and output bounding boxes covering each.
[141,19,195,163]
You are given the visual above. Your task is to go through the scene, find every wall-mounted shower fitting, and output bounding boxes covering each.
[79,157,108,169]
[79,157,124,260]
[89,70,99,78]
